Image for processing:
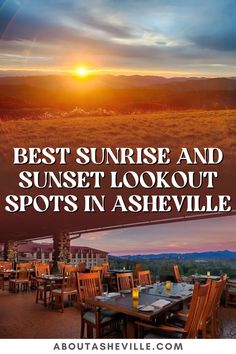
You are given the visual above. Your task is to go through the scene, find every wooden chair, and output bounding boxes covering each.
[0,274,4,290]
[102,262,112,289]
[138,270,152,286]
[173,264,192,283]
[57,261,66,274]
[203,279,225,338]
[116,272,134,292]
[78,262,86,273]
[134,263,143,275]
[102,263,109,273]
[9,267,31,292]
[187,278,225,338]
[31,260,41,266]
[16,262,31,269]
[136,282,209,339]
[77,272,122,338]
[91,266,104,282]
[173,265,182,283]
[51,266,78,312]
[35,264,51,306]
[134,263,143,283]
[0,262,13,269]
[0,262,13,283]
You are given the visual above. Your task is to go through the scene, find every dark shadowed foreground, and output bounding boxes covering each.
[0,290,235,339]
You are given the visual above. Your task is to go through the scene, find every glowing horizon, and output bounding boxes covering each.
[36,215,236,256]
[0,66,234,78]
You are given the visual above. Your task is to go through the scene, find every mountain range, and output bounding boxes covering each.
[118,250,236,260]
[1,75,236,115]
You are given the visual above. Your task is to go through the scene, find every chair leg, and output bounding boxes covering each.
[210,316,217,338]
[201,321,207,338]
[43,288,47,306]
[51,294,54,309]
[87,323,93,338]
[95,325,101,338]
[61,295,64,313]
[80,317,85,338]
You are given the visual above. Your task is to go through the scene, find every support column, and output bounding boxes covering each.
[4,241,17,262]
[53,231,71,271]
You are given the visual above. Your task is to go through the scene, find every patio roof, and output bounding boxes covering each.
[1,206,235,243]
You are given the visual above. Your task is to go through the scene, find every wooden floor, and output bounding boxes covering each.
[0,289,235,339]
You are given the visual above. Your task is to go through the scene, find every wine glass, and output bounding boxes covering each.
[102,284,108,297]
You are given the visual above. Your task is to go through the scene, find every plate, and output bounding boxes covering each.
[96,296,107,300]
[139,305,154,312]
[107,292,120,298]
[120,289,131,294]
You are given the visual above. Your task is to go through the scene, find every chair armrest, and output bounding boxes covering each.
[135,321,187,334]
[79,301,101,314]
[176,311,188,318]
[50,282,62,290]
[155,324,186,334]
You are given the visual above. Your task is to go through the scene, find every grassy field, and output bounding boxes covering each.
[1,110,236,164]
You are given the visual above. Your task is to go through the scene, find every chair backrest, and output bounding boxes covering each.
[90,266,104,281]
[138,270,152,286]
[57,261,66,274]
[116,272,134,291]
[78,262,86,272]
[0,262,12,269]
[134,263,143,278]
[218,274,229,298]
[173,265,182,283]
[184,282,210,338]
[16,262,31,270]
[101,263,109,273]
[15,267,30,281]
[201,279,223,326]
[62,266,79,291]
[77,272,102,302]
[35,264,50,277]
[0,274,4,289]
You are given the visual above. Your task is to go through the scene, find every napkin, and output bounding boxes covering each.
[139,305,154,312]
[151,299,171,308]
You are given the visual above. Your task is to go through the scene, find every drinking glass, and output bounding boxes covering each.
[102,284,108,297]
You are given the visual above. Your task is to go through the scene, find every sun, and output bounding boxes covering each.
[74,67,89,77]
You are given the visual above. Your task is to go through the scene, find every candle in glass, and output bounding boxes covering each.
[132,287,139,300]
[166,281,171,291]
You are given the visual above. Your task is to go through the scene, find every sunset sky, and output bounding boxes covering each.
[68,215,236,255]
[0,0,236,76]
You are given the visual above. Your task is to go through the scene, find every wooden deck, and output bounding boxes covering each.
[0,290,235,338]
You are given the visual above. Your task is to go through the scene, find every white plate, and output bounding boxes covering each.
[96,296,107,300]
[120,289,131,294]
[107,292,120,297]
[139,305,154,312]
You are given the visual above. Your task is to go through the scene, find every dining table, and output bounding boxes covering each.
[192,274,221,282]
[0,269,16,275]
[37,274,64,306]
[109,269,134,274]
[85,282,193,338]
